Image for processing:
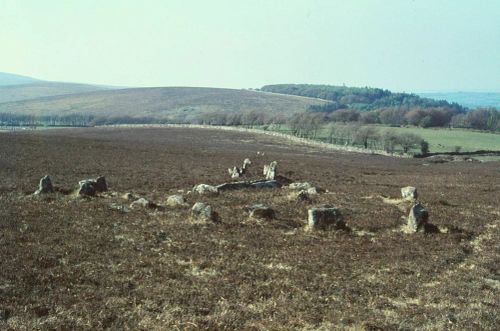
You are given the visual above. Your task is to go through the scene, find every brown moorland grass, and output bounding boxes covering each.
[0,87,327,121]
[0,127,499,330]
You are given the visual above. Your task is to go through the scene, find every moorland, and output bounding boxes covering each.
[0,126,499,330]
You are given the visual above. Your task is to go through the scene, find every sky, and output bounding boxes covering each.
[1,0,499,92]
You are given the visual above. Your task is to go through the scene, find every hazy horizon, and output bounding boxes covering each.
[1,0,499,92]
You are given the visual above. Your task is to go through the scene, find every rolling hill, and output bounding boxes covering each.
[0,87,328,123]
[260,84,466,111]
[0,72,40,86]
[0,82,112,103]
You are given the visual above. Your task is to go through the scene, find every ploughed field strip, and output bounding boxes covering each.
[0,127,499,330]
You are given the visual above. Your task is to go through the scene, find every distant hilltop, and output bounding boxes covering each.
[0,72,40,86]
[0,73,497,128]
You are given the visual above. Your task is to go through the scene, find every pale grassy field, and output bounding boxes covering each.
[377,126,500,153]
[265,125,500,154]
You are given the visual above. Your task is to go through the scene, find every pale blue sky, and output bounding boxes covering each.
[1,0,498,91]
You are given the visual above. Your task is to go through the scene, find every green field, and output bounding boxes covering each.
[376,126,500,153]
[262,124,500,154]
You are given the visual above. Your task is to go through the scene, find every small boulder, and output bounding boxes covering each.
[401,186,418,200]
[306,204,345,230]
[295,190,312,203]
[288,182,314,191]
[246,204,275,220]
[193,184,219,195]
[77,176,108,196]
[306,187,318,195]
[122,192,137,200]
[78,180,96,196]
[130,197,157,209]
[406,203,429,233]
[109,203,130,213]
[166,194,188,207]
[34,175,54,194]
[93,176,108,192]
[191,202,217,222]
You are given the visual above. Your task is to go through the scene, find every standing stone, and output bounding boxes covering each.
[34,175,54,194]
[401,186,418,200]
[307,204,344,230]
[78,180,96,196]
[228,166,241,179]
[191,202,217,222]
[242,158,251,171]
[264,161,278,180]
[246,204,275,220]
[407,203,429,232]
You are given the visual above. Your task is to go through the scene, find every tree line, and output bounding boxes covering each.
[260,84,465,112]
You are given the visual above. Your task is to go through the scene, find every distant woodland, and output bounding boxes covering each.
[260,84,498,131]
[0,84,498,133]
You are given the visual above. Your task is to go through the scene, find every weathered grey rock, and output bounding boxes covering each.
[166,194,188,207]
[130,197,157,209]
[250,180,281,189]
[193,184,219,195]
[78,180,96,196]
[228,166,241,179]
[401,186,418,200]
[246,204,275,220]
[122,192,137,200]
[307,204,344,230]
[228,159,252,179]
[77,176,108,196]
[407,203,429,232]
[263,161,278,180]
[109,203,130,213]
[288,182,314,191]
[242,158,251,170]
[93,176,108,192]
[216,179,281,191]
[191,202,217,222]
[295,190,312,203]
[34,175,54,194]
[306,187,318,195]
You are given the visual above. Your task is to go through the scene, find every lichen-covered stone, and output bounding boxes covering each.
[191,202,217,222]
[166,194,188,207]
[130,197,157,209]
[34,175,54,194]
[263,161,278,180]
[401,186,418,200]
[407,203,429,232]
[193,184,219,195]
[307,204,344,230]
